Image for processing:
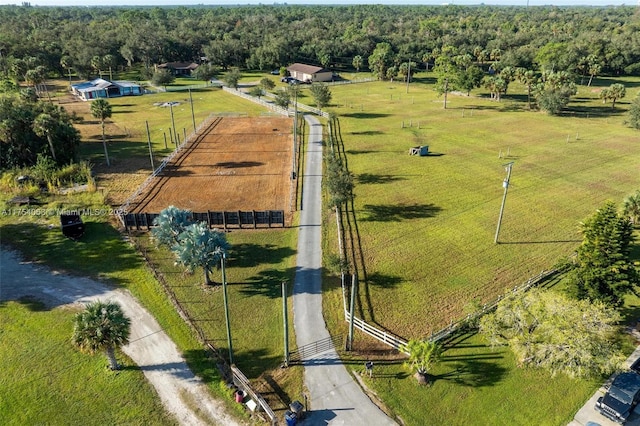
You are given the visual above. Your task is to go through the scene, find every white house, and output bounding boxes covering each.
[71,78,143,101]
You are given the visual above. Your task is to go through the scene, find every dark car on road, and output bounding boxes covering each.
[595,371,640,424]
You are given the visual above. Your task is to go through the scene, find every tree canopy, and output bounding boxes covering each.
[0,4,639,81]
[0,94,80,168]
[568,201,639,307]
[480,288,625,378]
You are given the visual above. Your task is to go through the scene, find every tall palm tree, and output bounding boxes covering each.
[399,339,443,384]
[623,190,640,225]
[33,113,57,162]
[72,301,131,370]
[90,99,112,166]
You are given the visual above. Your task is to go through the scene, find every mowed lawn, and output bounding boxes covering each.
[325,75,640,337]
[0,301,176,425]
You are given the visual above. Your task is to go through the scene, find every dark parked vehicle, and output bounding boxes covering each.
[595,371,640,424]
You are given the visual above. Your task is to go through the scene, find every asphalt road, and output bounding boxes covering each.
[292,114,397,426]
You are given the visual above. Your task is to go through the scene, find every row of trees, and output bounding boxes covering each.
[1,4,639,83]
[0,90,80,169]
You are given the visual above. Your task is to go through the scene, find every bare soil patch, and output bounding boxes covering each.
[128,116,294,215]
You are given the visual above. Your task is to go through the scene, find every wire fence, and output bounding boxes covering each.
[116,114,220,222]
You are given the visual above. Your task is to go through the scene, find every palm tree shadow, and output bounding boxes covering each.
[435,359,508,387]
[360,203,442,222]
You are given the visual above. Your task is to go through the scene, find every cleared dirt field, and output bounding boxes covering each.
[128,116,294,215]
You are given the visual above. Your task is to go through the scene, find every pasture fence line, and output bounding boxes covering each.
[130,236,278,425]
[222,86,291,116]
[116,114,220,223]
[327,77,376,86]
[122,210,286,231]
[328,113,560,352]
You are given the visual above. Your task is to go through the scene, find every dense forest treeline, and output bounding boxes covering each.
[0,4,639,79]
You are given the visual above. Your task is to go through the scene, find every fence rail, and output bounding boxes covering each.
[117,114,219,222]
[122,210,285,231]
[344,309,408,354]
[222,86,291,116]
[231,365,277,425]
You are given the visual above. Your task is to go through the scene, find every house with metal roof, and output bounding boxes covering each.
[156,62,199,76]
[286,63,333,83]
[71,79,143,101]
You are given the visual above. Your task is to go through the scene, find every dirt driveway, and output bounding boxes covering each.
[0,249,243,426]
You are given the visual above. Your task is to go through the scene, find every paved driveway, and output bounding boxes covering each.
[292,114,397,425]
[570,345,640,426]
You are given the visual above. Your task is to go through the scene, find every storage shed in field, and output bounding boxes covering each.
[286,63,333,83]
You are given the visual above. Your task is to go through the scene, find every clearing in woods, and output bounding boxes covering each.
[128,116,294,217]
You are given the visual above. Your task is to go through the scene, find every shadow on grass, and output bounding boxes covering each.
[346,149,377,155]
[436,359,508,388]
[341,112,390,119]
[357,173,406,185]
[562,105,626,117]
[230,243,296,268]
[0,221,141,287]
[238,267,297,298]
[498,239,581,245]
[234,348,282,379]
[13,295,48,312]
[360,203,442,222]
[182,348,223,384]
[366,272,403,289]
[349,130,384,136]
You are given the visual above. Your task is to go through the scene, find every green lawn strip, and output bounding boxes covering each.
[135,226,305,411]
[0,301,176,425]
[360,331,602,426]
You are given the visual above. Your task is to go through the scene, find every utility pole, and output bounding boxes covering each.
[348,273,357,351]
[189,88,196,133]
[292,84,298,180]
[282,281,289,367]
[169,102,177,147]
[221,253,234,365]
[406,61,411,94]
[494,162,514,244]
[145,121,155,171]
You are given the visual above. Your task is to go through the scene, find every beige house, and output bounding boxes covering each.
[286,63,333,83]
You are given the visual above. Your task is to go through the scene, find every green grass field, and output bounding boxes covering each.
[0,197,246,423]
[0,300,177,425]
[315,74,640,425]
[323,74,640,336]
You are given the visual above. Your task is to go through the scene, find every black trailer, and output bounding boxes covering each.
[60,213,85,240]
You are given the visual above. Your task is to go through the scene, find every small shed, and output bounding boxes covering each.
[409,145,429,156]
[157,62,199,76]
[286,63,333,83]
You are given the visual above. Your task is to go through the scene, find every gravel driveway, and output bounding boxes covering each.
[0,249,242,426]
